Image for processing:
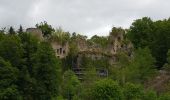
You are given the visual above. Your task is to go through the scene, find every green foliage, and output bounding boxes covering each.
[8,26,16,35]
[0,20,170,99]
[144,90,157,100]
[88,35,109,48]
[19,32,39,69]
[18,25,23,34]
[55,95,65,100]
[167,49,170,64]
[0,35,23,68]
[164,49,170,71]
[127,17,170,67]
[0,57,21,99]
[36,21,54,37]
[109,52,130,84]
[127,17,153,48]
[158,93,170,100]
[110,27,125,36]
[32,42,61,99]
[89,79,123,100]
[50,27,70,44]
[128,48,156,83]
[61,70,80,100]
[150,20,170,67]
[0,28,6,34]
[111,48,156,84]
[18,32,39,99]
[123,83,144,100]
[81,55,109,69]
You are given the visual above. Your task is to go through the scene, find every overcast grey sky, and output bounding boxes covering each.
[0,0,170,37]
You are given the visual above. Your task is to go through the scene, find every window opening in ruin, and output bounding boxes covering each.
[63,50,65,54]
[113,48,115,52]
[60,48,62,54]
[118,37,121,41]
[57,49,59,54]
[98,69,108,77]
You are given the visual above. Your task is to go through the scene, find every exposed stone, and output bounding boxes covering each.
[51,41,69,59]
[26,28,43,40]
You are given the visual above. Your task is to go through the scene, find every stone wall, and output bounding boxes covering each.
[26,28,69,59]
[51,41,69,59]
[26,28,43,40]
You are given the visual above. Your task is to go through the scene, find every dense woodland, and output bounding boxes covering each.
[0,17,170,100]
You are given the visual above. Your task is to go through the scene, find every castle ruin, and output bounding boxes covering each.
[26,28,133,80]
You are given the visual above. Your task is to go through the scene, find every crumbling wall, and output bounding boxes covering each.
[51,41,69,59]
[26,28,43,40]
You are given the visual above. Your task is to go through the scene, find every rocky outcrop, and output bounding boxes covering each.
[145,70,170,93]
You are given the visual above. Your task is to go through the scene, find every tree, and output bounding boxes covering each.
[18,33,39,99]
[112,52,130,84]
[19,32,39,74]
[61,70,80,100]
[164,49,170,71]
[50,27,70,44]
[110,27,125,36]
[127,48,156,83]
[8,26,16,35]
[0,35,23,68]
[111,48,156,84]
[127,17,153,48]
[143,90,157,100]
[150,20,170,67]
[158,93,170,100]
[88,35,109,48]
[0,57,22,99]
[18,25,23,34]
[127,17,170,67]
[36,21,54,37]
[89,79,123,100]
[0,27,6,34]
[123,83,144,100]
[32,42,61,99]
[167,49,170,64]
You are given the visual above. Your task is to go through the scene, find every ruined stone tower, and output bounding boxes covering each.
[107,27,124,55]
[26,28,43,40]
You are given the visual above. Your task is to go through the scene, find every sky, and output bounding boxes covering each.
[0,0,170,37]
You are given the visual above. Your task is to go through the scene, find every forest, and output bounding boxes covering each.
[0,17,170,100]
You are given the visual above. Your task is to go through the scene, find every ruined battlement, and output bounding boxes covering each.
[26,28,43,40]
[26,28,69,59]
[26,28,133,61]
[27,27,133,80]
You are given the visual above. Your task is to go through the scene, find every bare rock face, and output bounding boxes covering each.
[145,70,170,94]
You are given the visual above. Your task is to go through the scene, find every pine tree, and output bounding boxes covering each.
[32,42,61,99]
[18,25,23,34]
[0,57,22,99]
[9,26,16,35]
